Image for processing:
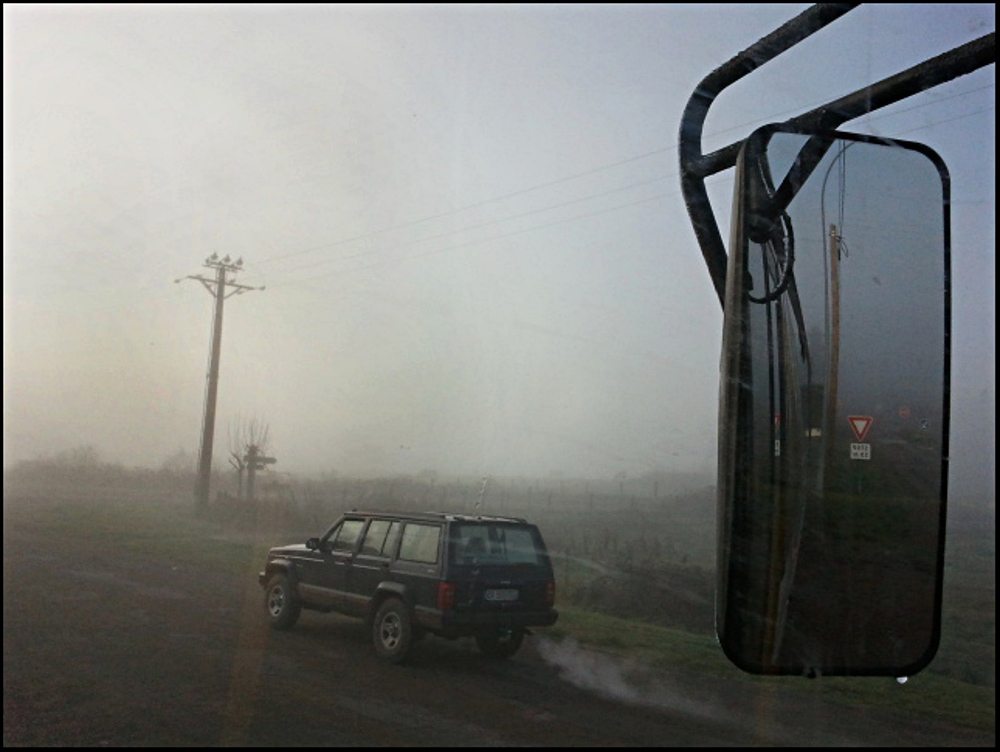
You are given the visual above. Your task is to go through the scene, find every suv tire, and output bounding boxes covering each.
[265,573,301,631]
[373,598,413,664]
[476,627,525,659]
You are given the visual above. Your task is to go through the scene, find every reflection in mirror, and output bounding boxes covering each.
[718,126,950,677]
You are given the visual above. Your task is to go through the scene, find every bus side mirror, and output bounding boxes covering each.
[718,125,951,677]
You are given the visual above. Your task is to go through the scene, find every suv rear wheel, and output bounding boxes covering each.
[476,627,525,659]
[265,573,301,630]
[372,598,413,663]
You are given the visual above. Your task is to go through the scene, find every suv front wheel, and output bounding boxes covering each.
[372,598,413,663]
[476,627,525,659]
[265,573,301,630]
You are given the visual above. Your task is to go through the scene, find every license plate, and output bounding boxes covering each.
[484,588,519,602]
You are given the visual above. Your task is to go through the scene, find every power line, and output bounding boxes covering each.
[256,146,676,269]
[256,83,993,285]
[265,96,995,291]
[272,174,674,280]
[273,192,672,290]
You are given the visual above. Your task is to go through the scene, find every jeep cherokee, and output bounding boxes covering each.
[258,510,558,663]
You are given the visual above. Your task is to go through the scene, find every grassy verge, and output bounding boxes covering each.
[538,605,995,732]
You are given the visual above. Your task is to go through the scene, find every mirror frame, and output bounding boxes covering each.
[717,124,952,677]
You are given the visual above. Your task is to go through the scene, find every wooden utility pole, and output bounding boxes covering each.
[823,224,842,483]
[176,254,263,511]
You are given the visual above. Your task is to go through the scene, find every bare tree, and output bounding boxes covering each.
[227,415,271,500]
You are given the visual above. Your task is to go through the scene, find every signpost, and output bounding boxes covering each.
[848,415,873,461]
[245,445,277,500]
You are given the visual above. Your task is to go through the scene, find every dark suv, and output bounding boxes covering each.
[258,510,558,663]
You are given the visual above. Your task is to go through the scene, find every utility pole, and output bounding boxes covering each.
[176,254,264,512]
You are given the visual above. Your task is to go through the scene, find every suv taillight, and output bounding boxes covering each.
[438,582,456,611]
[545,581,555,608]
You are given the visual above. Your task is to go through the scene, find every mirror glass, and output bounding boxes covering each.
[718,126,951,676]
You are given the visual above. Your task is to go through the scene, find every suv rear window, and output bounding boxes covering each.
[451,523,545,566]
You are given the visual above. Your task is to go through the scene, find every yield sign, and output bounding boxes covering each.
[848,415,873,442]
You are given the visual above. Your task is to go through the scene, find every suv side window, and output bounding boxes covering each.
[359,519,401,557]
[329,519,365,553]
[397,523,441,564]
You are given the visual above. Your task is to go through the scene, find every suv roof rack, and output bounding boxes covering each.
[345,509,529,524]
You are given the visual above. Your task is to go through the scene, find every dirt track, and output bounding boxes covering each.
[3,496,993,747]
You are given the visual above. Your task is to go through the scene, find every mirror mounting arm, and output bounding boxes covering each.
[679,0,995,307]
[679,3,859,305]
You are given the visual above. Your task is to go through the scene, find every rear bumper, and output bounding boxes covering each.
[419,608,559,634]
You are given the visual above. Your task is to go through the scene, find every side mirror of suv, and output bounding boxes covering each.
[718,125,951,677]
[306,537,322,551]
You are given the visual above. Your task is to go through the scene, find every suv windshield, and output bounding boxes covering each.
[450,523,546,566]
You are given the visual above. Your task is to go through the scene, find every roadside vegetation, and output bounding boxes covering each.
[4,452,994,732]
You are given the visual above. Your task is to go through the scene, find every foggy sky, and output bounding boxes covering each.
[3,4,995,499]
